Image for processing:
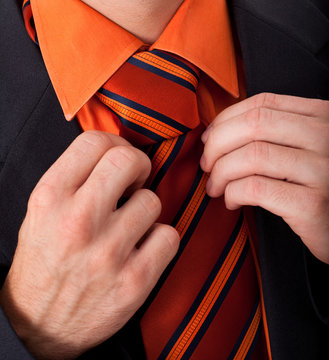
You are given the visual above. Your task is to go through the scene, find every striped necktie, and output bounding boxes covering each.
[96,49,266,360]
[23,2,268,359]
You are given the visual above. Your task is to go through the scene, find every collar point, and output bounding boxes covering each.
[232,89,240,99]
[64,112,75,121]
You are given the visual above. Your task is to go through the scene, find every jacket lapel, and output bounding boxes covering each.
[230,0,329,98]
[231,0,329,53]
[0,0,81,264]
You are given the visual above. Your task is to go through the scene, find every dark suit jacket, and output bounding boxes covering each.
[1,0,329,359]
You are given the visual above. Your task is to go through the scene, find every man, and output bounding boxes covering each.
[0,0,328,359]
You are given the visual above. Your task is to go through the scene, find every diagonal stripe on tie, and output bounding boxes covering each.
[158,214,250,360]
[146,135,186,191]
[128,54,198,92]
[149,50,200,83]
[97,88,191,141]
[140,167,211,312]
[228,300,262,360]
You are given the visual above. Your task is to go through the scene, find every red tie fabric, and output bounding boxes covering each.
[23,2,268,359]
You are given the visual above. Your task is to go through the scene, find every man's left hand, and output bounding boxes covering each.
[200,93,329,264]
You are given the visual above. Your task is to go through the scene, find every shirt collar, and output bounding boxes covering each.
[30,0,239,120]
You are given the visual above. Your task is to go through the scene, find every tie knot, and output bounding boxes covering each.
[97,49,201,146]
[129,49,200,93]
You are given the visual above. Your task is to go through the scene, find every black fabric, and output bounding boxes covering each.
[231,0,329,358]
[231,0,329,98]
[253,209,329,360]
[305,249,329,326]
[0,308,34,360]
[0,0,49,172]
[0,0,328,359]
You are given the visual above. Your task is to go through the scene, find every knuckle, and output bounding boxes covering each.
[77,130,113,148]
[254,92,278,108]
[28,182,58,209]
[245,176,267,201]
[138,189,162,215]
[105,146,139,170]
[246,141,270,167]
[158,224,180,254]
[245,108,264,136]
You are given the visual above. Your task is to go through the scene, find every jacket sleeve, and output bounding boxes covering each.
[0,267,34,360]
[0,309,34,360]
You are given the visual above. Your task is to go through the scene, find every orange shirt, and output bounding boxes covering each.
[29,0,244,131]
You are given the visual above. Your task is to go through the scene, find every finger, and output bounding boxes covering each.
[224,175,329,260]
[126,223,180,297]
[38,131,131,195]
[224,175,316,220]
[207,93,329,127]
[107,189,162,258]
[76,145,151,215]
[201,108,327,172]
[206,142,329,197]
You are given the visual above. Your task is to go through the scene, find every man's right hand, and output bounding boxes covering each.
[0,131,179,359]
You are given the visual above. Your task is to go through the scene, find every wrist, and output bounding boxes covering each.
[0,284,81,360]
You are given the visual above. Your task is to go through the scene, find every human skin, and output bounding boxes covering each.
[0,132,180,359]
[0,0,329,359]
[201,93,329,264]
[81,0,185,43]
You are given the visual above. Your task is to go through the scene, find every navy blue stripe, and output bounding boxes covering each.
[149,135,186,191]
[159,238,250,360]
[150,49,199,81]
[98,88,190,134]
[127,57,196,93]
[171,167,204,228]
[180,241,250,360]
[100,97,178,140]
[244,325,261,360]
[148,141,162,160]
[34,32,39,46]
[178,193,210,251]
[29,17,39,45]
[139,168,210,316]
[113,113,164,142]
[227,300,260,360]
[22,0,30,11]
[157,213,244,359]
